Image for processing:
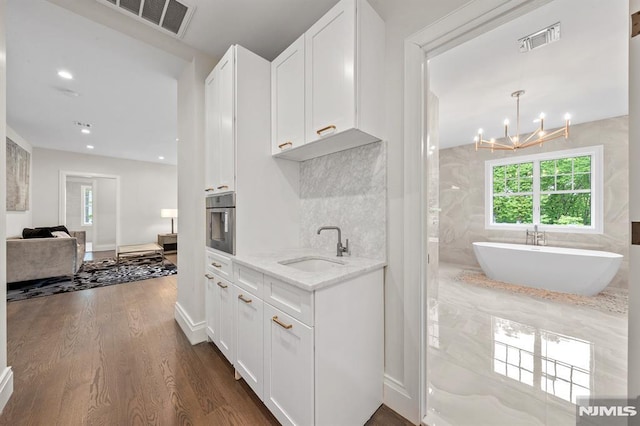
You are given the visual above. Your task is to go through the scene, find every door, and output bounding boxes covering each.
[272,34,305,155]
[305,0,355,143]
[217,47,235,192]
[234,285,264,400]
[264,304,314,426]
[215,276,235,364]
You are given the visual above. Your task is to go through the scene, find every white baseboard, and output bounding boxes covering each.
[91,244,116,252]
[384,374,419,424]
[174,302,207,345]
[0,367,14,414]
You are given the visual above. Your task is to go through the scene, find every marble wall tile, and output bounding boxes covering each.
[300,142,386,260]
[439,116,629,289]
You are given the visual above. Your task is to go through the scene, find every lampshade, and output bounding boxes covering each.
[160,209,178,218]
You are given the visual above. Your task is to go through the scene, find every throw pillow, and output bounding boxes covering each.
[22,228,54,239]
[51,231,72,238]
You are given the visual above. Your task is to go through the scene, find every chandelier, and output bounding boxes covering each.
[474,90,571,151]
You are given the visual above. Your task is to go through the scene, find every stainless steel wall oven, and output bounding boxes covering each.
[206,193,235,255]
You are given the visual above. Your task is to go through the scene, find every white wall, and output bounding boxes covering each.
[175,54,215,344]
[5,126,32,237]
[379,1,472,422]
[0,0,13,411]
[94,177,117,250]
[31,148,177,246]
[629,0,640,400]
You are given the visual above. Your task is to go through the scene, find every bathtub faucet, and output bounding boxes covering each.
[526,225,547,246]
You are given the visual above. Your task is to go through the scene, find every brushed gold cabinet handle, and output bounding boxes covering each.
[238,294,252,304]
[217,185,229,190]
[204,274,214,280]
[278,142,293,150]
[211,262,222,268]
[316,125,336,136]
[205,187,215,192]
[272,316,293,330]
[217,281,228,289]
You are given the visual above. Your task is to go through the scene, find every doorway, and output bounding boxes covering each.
[406,0,631,424]
[59,171,120,255]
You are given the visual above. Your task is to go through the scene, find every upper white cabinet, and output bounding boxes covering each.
[205,47,235,193]
[272,0,385,161]
[271,35,305,155]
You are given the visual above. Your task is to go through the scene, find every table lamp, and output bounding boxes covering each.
[160,209,178,234]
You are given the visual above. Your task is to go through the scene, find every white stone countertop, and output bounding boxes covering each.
[232,248,386,291]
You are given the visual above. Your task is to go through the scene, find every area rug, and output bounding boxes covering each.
[455,270,628,315]
[7,257,177,302]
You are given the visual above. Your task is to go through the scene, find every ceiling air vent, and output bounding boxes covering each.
[96,0,195,38]
[518,22,561,53]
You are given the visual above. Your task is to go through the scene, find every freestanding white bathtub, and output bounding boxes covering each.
[472,242,623,296]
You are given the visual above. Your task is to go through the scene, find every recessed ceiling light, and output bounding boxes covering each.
[86,145,94,150]
[58,70,73,80]
[81,129,91,134]
[158,156,165,160]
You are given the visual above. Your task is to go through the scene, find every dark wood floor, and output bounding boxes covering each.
[0,255,412,425]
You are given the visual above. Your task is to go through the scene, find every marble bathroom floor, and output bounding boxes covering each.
[425,262,628,426]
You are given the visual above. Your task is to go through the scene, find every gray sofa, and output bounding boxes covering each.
[6,231,86,283]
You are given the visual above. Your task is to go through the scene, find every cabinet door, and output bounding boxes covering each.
[204,274,218,341]
[272,35,305,155]
[305,0,356,143]
[217,47,235,193]
[215,277,235,364]
[204,69,220,192]
[264,304,314,426]
[234,285,264,400]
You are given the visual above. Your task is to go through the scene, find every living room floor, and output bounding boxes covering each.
[0,254,409,425]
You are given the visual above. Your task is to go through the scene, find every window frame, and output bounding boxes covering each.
[485,145,604,234]
[81,185,93,226]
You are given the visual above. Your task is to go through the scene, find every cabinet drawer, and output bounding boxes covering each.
[234,264,264,298]
[206,249,233,280]
[265,275,314,327]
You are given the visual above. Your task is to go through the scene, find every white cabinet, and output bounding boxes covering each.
[271,34,305,155]
[273,0,385,162]
[264,304,314,426]
[205,47,235,194]
[234,285,264,400]
[205,272,235,364]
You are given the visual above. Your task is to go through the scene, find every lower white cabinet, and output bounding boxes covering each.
[264,304,314,426]
[233,285,264,400]
[205,272,235,364]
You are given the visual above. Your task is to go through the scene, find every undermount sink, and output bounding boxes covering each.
[279,256,346,272]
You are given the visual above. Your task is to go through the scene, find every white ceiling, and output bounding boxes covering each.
[430,0,629,149]
[7,0,342,165]
[7,0,187,164]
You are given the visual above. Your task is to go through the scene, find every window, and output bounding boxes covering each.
[485,146,603,233]
[81,185,93,226]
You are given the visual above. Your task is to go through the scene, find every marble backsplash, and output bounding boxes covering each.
[300,142,386,260]
[439,116,629,289]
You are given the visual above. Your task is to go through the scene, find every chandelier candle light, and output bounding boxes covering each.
[475,90,571,151]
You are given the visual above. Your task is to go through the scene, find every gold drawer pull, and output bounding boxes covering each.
[205,187,215,192]
[316,125,336,136]
[272,316,293,330]
[278,141,293,150]
[217,281,228,289]
[217,185,229,190]
[204,274,214,280]
[211,262,222,268]
[238,294,252,304]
